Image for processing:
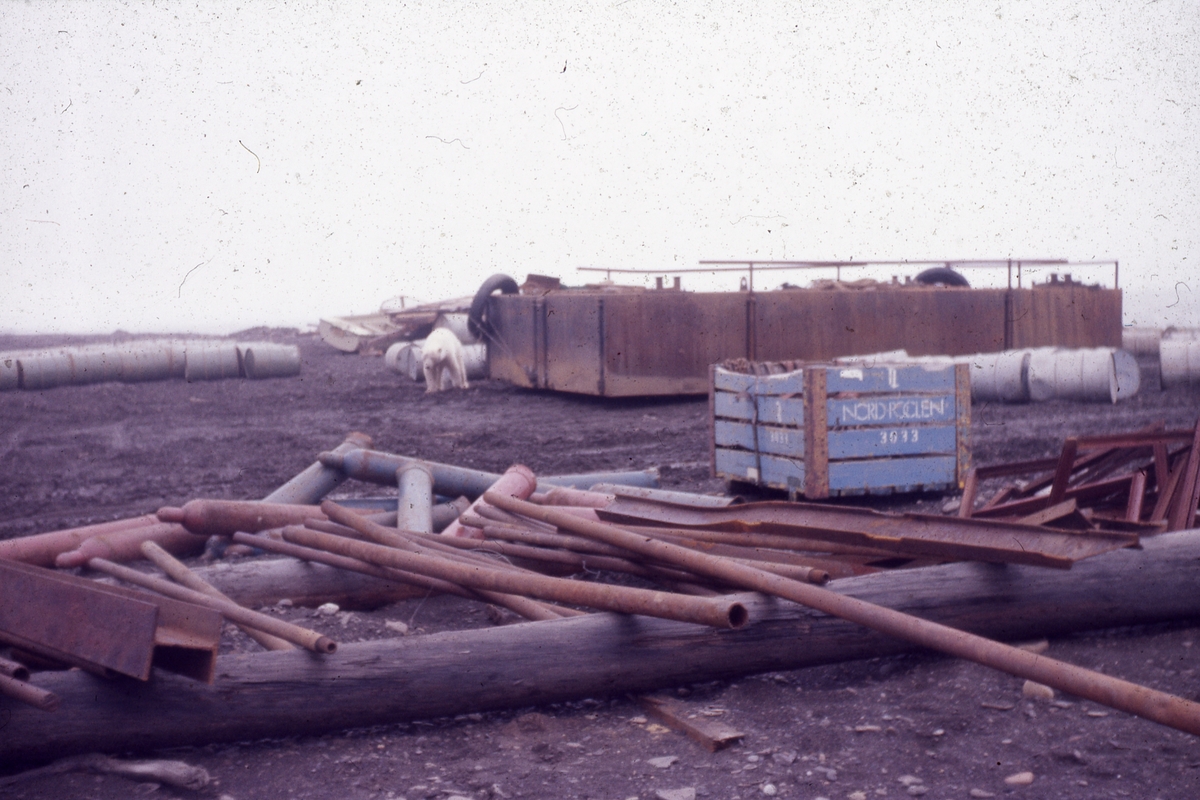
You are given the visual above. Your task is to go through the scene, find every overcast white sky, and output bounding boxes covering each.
[1,1,1196,335]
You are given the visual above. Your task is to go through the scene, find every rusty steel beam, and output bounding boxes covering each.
[87,558,337,655]
[488,491,1200,738]
[596,496,1136,569]
[0,560,222,683]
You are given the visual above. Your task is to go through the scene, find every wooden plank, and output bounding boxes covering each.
[824,363,958,394]
[828,456,958,495]
[712,368,805,395]
[714,448,804,491]
[804,367,829,498]
[713,392,805,427]
[827,425,956,460]
[826,393,957,428]
[714,419,804,457]
[640,694,745,752]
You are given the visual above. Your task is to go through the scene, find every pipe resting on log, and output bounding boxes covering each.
[4,530,1200,766]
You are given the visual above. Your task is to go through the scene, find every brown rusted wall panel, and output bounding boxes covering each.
[544,294,604,394]
[1008,287,1123,350]
[487,296,539,388]
[754,289,1009,361]
[488,286,1122,396]
[603,292,748,380]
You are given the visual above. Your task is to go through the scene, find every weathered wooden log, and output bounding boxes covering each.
[5,530,1200,766]
[191,556,426,609]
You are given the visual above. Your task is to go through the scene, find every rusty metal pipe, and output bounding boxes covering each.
[87,558,337,655]
[488,490,1200,737]
[282,526,747,630]
[0,672,60,712]
[0,655,31,680]
[442,465,538,538]
[432,497,471,532]
[263,432,372,504]
[396,464,434,534]
[53,522,206,569]
[0,513,158,568]
[139,541,295,652]
[235,531,569,622]
[158,500,326,537]
[313,511,545,578]
[301,517,583,618]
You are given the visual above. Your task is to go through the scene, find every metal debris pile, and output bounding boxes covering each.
[3,422,1200,764]
[957,419,1200,534]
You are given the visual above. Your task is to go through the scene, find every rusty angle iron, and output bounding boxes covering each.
[596,497,1137,569]
[0,560,223,683]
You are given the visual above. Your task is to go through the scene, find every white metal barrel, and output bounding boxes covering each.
[70,346,123,385]
[432,313,480,344]
[1121,327,1161,357]
[0,355,18,391]
[119,342,175,383]
[184,342,242,382]
[18,351,75,390]
[1027,347,1120,403]
[1111,349,1141,401]
[966,350,1029,402]
[240,343,301,379]
[1161,339,1200,388]
[391,340,488,382]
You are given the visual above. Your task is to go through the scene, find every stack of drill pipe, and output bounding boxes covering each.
[484,489,1200,737]
[271,501,751,629]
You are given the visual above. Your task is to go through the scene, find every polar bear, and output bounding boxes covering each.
[421,328,469,392]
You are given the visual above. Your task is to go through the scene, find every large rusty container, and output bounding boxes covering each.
[487,283,1121,397]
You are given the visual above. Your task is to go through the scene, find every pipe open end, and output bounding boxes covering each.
[316,636,338,655]
[156,506,185,523]
[727,602,749,629]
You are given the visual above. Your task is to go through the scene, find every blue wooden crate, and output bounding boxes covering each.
[710,362,971,498]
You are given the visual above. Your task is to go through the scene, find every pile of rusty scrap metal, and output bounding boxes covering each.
[957,419,1200,534]
[4,425,1200,764]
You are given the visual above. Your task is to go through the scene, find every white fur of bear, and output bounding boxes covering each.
[421,328,469,392]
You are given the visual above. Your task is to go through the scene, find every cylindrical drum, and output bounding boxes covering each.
[18,351,74,390]
[240,343,301,379]
[0,355,18,391]
[967,351,1030,403]
[69,347,123,385]
[384,342,406,374]
[119,342,175,383]
[1111,350,1141,401]
[1027,348,1119,403]
[432,313,479,344]
[163,339,189,377]
[184,342,242,382]
[1161,339,1200,389]
[1121,327,1161,357]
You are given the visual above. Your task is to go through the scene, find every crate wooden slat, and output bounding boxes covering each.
[710,362,971,498]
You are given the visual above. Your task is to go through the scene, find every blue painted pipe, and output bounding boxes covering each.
[322,448,658,500]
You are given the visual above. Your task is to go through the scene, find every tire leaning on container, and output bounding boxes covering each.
[467,274,520,339]
[914,267,971,288]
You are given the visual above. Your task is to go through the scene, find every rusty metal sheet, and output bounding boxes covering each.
[1008,286,1122,349]
[0,560,222,683]
[487,294,541,388]
[597,498,1137,569]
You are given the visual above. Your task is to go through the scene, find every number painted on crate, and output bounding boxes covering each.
[879,429,919,445]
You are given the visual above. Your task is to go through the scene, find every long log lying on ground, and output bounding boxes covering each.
[192,556,427,609]
[5,530,1200,766]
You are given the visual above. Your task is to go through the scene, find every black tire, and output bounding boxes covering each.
[467,274,520,338]
[914,267,970,288]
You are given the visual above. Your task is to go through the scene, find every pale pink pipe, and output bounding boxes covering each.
[441,464,539,539]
